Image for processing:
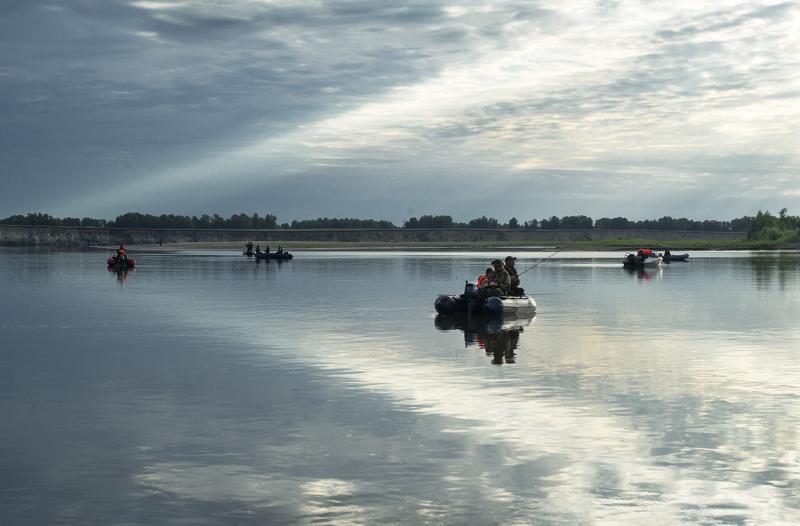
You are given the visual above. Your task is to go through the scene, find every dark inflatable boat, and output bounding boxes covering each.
[254,251,293,260]
[661,253,689,262]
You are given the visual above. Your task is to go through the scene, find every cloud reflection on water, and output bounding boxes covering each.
[132,297,800,523]
[109,252,800,524]
[3,250,799,524]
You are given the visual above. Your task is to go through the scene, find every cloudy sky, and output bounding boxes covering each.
[1,1,798,222]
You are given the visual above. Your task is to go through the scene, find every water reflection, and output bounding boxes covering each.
[3,249,800,524]
[108,268,131,285]
[623,266,662,281]
[435,313,535,365]
[749,252,800,290]
[402,257,457,281]
[254,256,288,265]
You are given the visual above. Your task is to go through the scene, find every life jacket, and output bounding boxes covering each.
[477,275,489,288]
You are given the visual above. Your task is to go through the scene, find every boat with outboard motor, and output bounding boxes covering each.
[254,251,293,260]
[435,282,536,316]
[623,249,662,268]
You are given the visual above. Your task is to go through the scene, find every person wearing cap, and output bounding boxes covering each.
[481,259,511,298]
[504,256,524,295]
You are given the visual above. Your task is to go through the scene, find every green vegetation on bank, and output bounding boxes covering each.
[747,209,800,244]
[560,238,793,250]
[0,211,764,232]
[1,209,798,248]
[399,213,753,231]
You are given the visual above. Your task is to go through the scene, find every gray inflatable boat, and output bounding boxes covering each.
[435,282,537,316]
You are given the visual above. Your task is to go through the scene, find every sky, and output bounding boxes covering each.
[1,0,799,223]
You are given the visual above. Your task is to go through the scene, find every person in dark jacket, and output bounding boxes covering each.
[505,256,524,295]
[481,259,510,298]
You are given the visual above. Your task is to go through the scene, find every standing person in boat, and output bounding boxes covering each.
[481,259,511,298]
[255,245,262,254]
[265,245,270,254]
[277,245,283,254]
[504,256,524,295]
[116,245,127,263]
[245,241,253,254]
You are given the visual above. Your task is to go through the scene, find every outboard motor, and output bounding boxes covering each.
[463,281,478,299]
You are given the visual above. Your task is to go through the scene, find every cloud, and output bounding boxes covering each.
[1,0,798,220]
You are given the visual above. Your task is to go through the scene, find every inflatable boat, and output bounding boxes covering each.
[661,253,689,262]
[107,256,136,270]
[254,251,293,260]
[435,282,536,316]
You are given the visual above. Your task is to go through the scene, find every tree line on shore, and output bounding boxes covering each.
[1,210,798,240]
[402,214,755,231]
[747,209,800,242]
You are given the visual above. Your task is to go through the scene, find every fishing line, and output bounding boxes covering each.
[516,246,564,277]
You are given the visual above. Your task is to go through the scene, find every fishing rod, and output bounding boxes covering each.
[516,246,564,277]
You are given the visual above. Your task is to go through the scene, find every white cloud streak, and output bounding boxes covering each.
[1,0,798,219]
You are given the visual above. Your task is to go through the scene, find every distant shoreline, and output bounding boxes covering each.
[84,240,799,252]
[90,242,569,252]
[4,224,794,250]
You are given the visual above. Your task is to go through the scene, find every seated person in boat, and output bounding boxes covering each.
[477,267,492,288]
[116,245,127,262]
[504,256,524,295]
[481,259,510,298]
[255,245,262,254]
[277,245,283,254]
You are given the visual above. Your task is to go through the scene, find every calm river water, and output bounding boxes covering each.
[1,249,799,525]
